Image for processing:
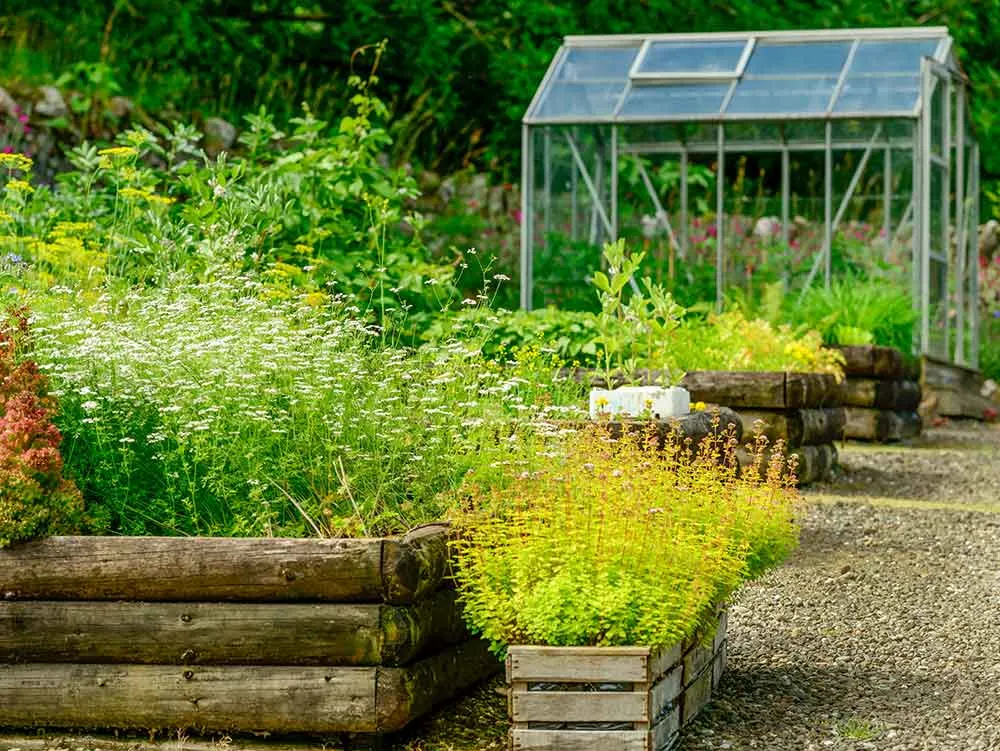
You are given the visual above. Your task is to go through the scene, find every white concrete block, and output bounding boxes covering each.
[589,386,690,421]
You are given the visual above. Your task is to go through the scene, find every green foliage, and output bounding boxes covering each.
[29,278,582,538]
[2,1,999,182]
[793,276,917,353]
[0,309,83,547]
[450,423,800,653]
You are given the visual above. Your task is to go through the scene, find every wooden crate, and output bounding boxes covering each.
[507,611,727,751]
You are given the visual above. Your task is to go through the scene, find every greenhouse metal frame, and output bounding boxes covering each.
[520,27,980,366]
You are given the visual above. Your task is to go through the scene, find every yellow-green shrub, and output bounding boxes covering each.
[450,422,799,654]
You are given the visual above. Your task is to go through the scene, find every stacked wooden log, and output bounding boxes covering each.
[680,371,843,486]
[921,354,996,421]
[836,345,922,442]
[0,524,498,737]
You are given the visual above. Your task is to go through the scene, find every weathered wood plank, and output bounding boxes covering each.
[739,408,845,447]
[597,408,744,453]
[843,408,922,442]
[835,345,906,378]
[511,729,649,751]
[381,523,452,605]
[922,355,984,392]
[0,537,385,603]
[648,665,682,727]
[894,380,922,412]
[508,646,650,684]
[0,590,468,667]
[928,386,997,420]
[376,638,499,732]
[737,443,837,486]
[784,373,842,409]
[512,690,649,724]
[0,664,378,733]
[840,378,922,411]
[650,707,681,751]
[680,371,786,409]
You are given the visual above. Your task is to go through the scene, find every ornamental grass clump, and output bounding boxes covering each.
[450,422,799,655]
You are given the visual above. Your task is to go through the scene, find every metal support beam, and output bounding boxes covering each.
[781,145,791,250]
[971,143,980,368]
[680,149,689,260]
[942,75,952,358]
[520,124,533,310]
[636,158,682,259]
[610,125,619,241]
[716,124,725,312]
[542,127,552,244]
[566,132,614,240]
[954,83,965,364]
[919,63,932,356]
[883,145,892,259]
[824,121,833,287]
[570,128,579,241]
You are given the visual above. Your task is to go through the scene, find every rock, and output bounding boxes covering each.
[107,96,133,120]
[0,87,19,118]
[202,116,237,157]
[979,220,1000,258]
[35,85,68,118]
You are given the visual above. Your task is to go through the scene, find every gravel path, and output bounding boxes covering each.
[678,421,1000,751]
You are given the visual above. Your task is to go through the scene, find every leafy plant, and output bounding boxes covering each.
[450,421,800,654]
[0,307,83,547]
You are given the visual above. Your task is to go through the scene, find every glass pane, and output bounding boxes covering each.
[850,39,942,74]
[744,41,851,76]
[535,81,627,119]
[638,40,747,74]
[726,77,837,115]
[557,46,640,81]
[619,83,729,117]
[833,75,920,113]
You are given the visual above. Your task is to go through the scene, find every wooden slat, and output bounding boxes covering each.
[836,345,876,376]
[511,729,649,751]
[681,371,786,409]
[508,646,650,683]
[738,410,802,447]
[840,378,895,409]
[680,669,713,728]
[512,690,649,724]
[0,537,384,603]
[872,347,905,379]
[922,355,984,392]
[0,589,468,667]
[0,663,378,733]
[929,386,996,420]
[843,408,922,442]
[647,643,682,684]
[648,665,682,724]
[376,638,500,732]
[799,407,846,445]
[650,705,681,751]
[835,345,905,378]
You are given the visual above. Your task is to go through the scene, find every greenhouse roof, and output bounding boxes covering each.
[525,27,958,125]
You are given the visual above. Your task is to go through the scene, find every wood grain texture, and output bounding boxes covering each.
[835,345,905,378]
[737,443,837,486]
[511,729,649,751]
[0,590,468,667]
[376,638,499,732]
[840,379,921,411]
[922,355,984,392]
[739,408,846,448]
[0,537,383,603]
[843,408,922,442]
[783,373,842,409]
[680,371,786,408]
[598,408,743,451]
[928,386,996,420]
[0,663,379,733]
[0,528,454,605]
[511,690,649,724]
[508,646,651,684]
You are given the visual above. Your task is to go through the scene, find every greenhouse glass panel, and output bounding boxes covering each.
[636,40,747,75]
[743,41,851,76]
[558,46,640,80]
[726,77,838,115]
[833,75,921,113]
[619,83,729,117]
[535,81,628,119]
[850,39,942,73]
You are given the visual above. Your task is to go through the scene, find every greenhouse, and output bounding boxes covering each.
[519,27,980,366]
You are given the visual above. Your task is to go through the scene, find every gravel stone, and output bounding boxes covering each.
[679,421,1000,751]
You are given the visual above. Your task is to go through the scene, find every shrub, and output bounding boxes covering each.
[449,422,800,654]
[0,308,83,547]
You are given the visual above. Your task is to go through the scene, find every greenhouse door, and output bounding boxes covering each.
[918,61,960,360]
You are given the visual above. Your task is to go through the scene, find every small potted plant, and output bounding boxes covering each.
[450,424,799,750]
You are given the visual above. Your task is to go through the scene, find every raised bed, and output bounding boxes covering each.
[0,524,498,737]
[921,355,994,420]
[835,345,922,442]
[507,610,727,751]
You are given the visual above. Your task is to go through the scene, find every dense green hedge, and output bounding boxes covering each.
[3,1,999,185]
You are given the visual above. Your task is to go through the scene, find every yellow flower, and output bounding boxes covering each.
[97,146,138,158]
[5,179,33,194]
[0,211,12,223]
[294,243,314,255]
[692,401,707,412]
[304,291,326,307]
[119,187,174,206]
[596,396,609,408]
[0,153,33,172]
[51,221,95,237]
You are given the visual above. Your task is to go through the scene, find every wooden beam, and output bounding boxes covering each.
[0,529,453,605]
[0,590,468,667]
[843,408,922,442]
